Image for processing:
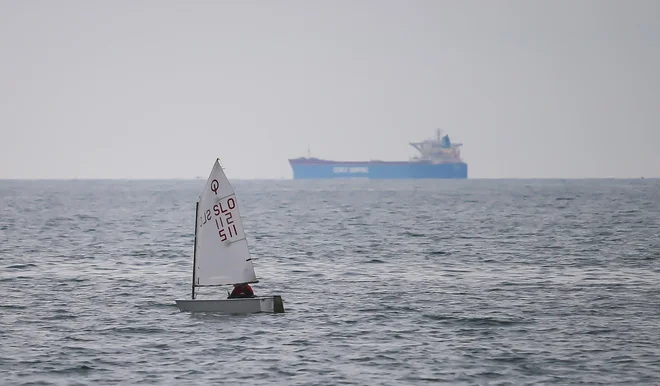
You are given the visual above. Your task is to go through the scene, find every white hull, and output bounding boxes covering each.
[175,295,285,314]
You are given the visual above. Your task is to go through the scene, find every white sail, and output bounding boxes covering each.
[193,159,257,286]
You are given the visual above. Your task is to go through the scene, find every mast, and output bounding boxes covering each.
[191,201,199,299]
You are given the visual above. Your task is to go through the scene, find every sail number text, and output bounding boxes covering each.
[200,197,240,242]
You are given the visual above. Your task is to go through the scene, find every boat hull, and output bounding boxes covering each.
[288,159,468,179]
[175,295,285,313]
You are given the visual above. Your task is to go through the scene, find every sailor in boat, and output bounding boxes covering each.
[227,283,255,299]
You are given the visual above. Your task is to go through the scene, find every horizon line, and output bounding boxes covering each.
[0,177,656,181]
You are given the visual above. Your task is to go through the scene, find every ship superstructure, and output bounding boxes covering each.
[409,129,463,164]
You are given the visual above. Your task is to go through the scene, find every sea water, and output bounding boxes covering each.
[1,179,659,385]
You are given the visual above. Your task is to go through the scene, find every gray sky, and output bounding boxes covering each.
[1,0,658,179]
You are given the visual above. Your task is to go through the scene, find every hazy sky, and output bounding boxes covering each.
[1,0,658,179]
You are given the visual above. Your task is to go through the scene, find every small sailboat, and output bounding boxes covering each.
[175,159,284,313]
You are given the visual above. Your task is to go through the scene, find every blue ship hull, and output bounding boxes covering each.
[289,159,468,179]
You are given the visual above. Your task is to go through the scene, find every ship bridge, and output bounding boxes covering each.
[409,129,463,163]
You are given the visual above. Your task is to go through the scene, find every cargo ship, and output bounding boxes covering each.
[288,129,468,179]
